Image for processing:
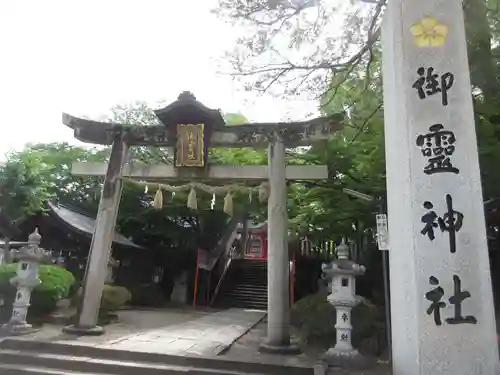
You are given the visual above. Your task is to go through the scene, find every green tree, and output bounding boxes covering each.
[0,143,108,222]
[213,0,500,232]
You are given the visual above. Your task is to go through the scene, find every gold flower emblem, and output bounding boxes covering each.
[410,16,448,47]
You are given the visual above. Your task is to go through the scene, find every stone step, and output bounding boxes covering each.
[231,304,267,310]
[234,259,267,265]
[214,258,269,310]
[234,266,267,271]
[236,263,267,267]
[236,271,267,276]
[0,363,106,375]
[234,277,267,283]
[233,280,267,284]
[0,350,197,375]
[0,339,312,375]
[226,295,268,302]
[224,300,268,309]
[216,299,268,309]
[224,287,268,294]
[231,285,268,291]
[218,293,267,301]
[222,291,267,298]
[232,284,267,289]
[233,284,267,289]
[215,301,266,310]
[225,296,266,301]
[230,302,268,310]
[234,267,267,275]
[224,295,268,303]
[222,292,267,299]
[235,274,267,279]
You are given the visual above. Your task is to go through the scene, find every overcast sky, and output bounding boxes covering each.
[0,0,318,158]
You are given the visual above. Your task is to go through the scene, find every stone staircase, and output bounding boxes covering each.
[0,338,312,375]
[215,259,268,310]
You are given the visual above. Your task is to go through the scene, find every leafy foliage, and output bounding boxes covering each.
[291,291,379,348]
[100,285,132,312]
[0,143,108,222]
[212,0,500,249]
[213,0,384,100]
[0,264,75,317]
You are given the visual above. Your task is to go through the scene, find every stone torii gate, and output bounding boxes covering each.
[62,92,343,353]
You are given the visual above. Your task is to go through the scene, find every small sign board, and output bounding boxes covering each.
[376,214,390,250]
[175,123,205,167]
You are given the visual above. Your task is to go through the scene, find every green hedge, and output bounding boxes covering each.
[0,264,75,318]
[291,292,379,348]
[74,285,132,312]
[100,285,131,312]
[71,285,132,325]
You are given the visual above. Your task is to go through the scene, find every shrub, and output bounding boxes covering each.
[0,264,75,318]
[129,284,166,307]
[73,285,131,311]
[291,291,379,348]
[100,285,131,312]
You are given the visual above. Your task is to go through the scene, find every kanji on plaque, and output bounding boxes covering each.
[416,124,459,175]
[175,124,205,167]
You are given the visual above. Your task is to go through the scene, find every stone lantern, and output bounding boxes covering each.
[321,238,366,365]
[2,228,49,335]
[105,256,120,285]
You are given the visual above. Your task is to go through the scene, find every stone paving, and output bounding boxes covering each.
[226,318,391,374]
[0,307,393,373]
[98,308,266,356]
[0,308,207,345]
[0,308,266,357]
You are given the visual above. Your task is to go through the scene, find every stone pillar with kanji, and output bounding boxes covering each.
[382,0,499,374]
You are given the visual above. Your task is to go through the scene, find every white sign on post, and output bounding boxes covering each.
[375,214,389,250]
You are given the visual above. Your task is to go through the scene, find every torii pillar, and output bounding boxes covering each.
[382,0,499,374]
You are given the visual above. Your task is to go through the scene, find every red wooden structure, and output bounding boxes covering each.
[244,222,268,260]
[243,222,295,304]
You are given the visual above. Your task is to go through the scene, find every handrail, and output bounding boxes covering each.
[208,217,247,306]
[209,257,232,306]
[203,214,244,272]
[290,252,296,305]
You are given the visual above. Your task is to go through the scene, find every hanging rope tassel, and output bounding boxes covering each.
[152,185,163,209]
[211,193,216,210]
[187,187,198,210]
[258,182,269,203]
[144,183,148,194]
[223,191,233,216]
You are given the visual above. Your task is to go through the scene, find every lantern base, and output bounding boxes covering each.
[322,348,372,369]
[62,324,105,336]
[1,321,38,336]
[259,340,301,355]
